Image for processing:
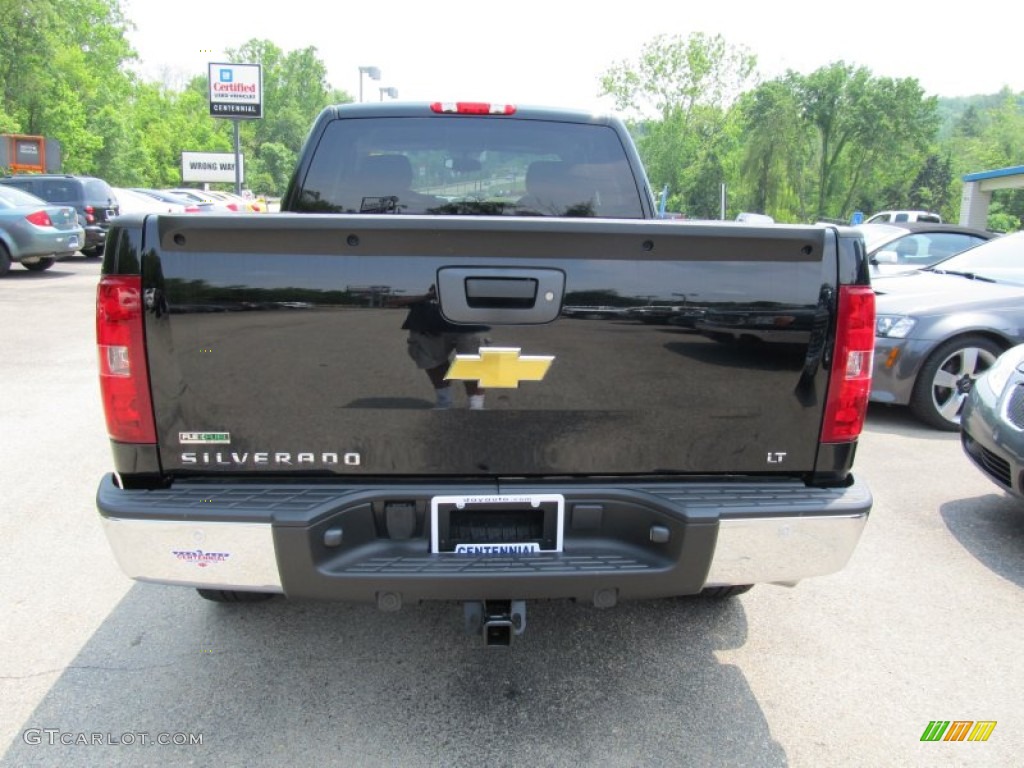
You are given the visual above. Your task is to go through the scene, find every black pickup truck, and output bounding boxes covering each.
[96,102,874,644]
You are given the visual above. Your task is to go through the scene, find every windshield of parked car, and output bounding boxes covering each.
[0,185,48,208]
[860,225,990,266]
[293,116,644,218]
[926,232,1023,284]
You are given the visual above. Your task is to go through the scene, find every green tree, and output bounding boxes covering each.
[789,63,938,220]
[939,89,1024,228]
[600,33,757,218]
[601,32,756,120]
[125,78,233,187]
[0,0,57,130]
[223,39,352,194]
[737,80,811,220]
[953,105,984,139]
[907,154,953,212]
[0,0,137,173]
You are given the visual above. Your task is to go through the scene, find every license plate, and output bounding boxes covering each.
[67,236,79,249]
[430,494,564,554]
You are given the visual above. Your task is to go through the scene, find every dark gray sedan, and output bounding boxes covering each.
[961,344,1024,500]
[0,185,84,275]
[871,231,1024,430]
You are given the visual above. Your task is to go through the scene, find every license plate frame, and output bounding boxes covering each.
[430,494,564,554]
[67,235,80,249]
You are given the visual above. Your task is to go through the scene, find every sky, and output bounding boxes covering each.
[122,0,1022,112]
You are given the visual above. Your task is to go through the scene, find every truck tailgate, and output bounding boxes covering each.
[142,214,837,477]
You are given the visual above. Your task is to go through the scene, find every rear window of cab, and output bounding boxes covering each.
[294,117,644,218]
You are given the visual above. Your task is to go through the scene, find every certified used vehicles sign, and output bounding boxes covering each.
[207,62,262,119]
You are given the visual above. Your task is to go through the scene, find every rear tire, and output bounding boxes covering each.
[23,257,55,272]
[196,589,276,603]
[909,335,1002,431]
[0,243,11,277]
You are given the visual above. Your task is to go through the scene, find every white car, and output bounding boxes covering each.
[165,189,264,213]
[114,188,192,215]
[864,210,942,224]
[164,188,240,213]
[735,212,775,224]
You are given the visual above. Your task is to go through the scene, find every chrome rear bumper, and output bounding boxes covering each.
[98,475,870,599]
[101,517,283,593]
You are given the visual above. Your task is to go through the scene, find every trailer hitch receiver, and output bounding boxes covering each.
[463,600,526,646]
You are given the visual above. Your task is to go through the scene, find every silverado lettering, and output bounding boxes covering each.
[95,102,874,645]
[180,452,353,466]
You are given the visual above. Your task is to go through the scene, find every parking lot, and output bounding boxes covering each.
[1,259,1022,767]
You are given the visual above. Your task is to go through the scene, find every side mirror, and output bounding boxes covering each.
[873,250,899,265]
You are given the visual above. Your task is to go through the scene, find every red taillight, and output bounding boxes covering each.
[85,204,95,223]
[25,210,53,227]
[430,102,516,115]
[184,205,200,213]
[96,275,156,443]
[822,286,876,442]
[227,202,240,211]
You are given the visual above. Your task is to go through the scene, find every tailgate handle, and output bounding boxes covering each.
[436,267,565,325]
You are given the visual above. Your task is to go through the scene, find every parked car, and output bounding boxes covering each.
[162,188,235,212]
[165,188,256,213]
[127,188,206,213]
[736,212,774,224]
[113,187,194,215]
[0,185,84,275]
[871,231,1024,430]
[865,210,942,224]
[857,222,994,276]
[0,174,118,257]
[961,344,1024,500]
[205,191,264,214]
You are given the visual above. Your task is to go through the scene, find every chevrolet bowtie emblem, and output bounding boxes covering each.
[445,347,554,388]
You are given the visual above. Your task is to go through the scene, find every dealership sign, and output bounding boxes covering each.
[208,62,262,119]
[181,152,244,183]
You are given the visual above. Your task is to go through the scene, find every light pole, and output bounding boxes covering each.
[379,87,398,101]
[358,66,380,102]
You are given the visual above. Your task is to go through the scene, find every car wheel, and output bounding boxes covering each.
[0,243,11,277]
[909,335,1003,431]
[81,246,101,259]
[196,589,276,603]
[22,258,55,272]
